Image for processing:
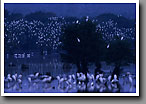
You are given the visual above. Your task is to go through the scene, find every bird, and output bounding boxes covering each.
[87,73,94,81]
[98,74,106,84]
[12,74,17,82]
[126,72,133,86]
[77,81,86,91]
[107,44,110,48]
[107,75,112,82]
[95,74,100,81]
[7,74,13,82]
[17,78,22,84]
[111,74,119,89]
[56,75,64,84]
[28,72,40,80]
[5,74,13,88]
[66,75,72,85]
[77,38,80,43]
[111,74,118,84]
[87,81,95,92]
[77,72,86,82]
[128,74,133,85]
[86,16,89,22]
[18,74,22,79]
[72,74,76,81]
[28,77,32,83]
[42,76,52,83]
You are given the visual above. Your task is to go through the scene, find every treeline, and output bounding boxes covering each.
[4,9,135,27]
[4,9,136,54]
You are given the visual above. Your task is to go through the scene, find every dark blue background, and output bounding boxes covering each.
[5,3,136,19]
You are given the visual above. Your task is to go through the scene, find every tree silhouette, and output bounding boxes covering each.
[25,11,56,23]
[60,18,105,74]
[106,36,134,77]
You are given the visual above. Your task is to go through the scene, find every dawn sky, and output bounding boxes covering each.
[5,3,136,19]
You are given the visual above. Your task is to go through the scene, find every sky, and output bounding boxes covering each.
[4,3,136,19]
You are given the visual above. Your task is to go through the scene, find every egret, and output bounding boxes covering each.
[86,16,89,22]
[77,38,80,43]
[107,75,112,82]
[95,74,100,81]
[12,74,17,81]
[111,74,118,83]
[42,76,52,83]
[107,44,110,48]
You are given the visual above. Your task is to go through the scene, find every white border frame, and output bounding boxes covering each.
[1,0,139,96]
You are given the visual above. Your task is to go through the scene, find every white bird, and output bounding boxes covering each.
[66,75,72,85]
[12,74,17,81]
[5,74,13,88]
[41,75,49,78]
[72,74,76,80]
[35,72,39,78]
[28,77,32,83]
[56,76,64,84]
[107,83,112,90]
[42,76,52,83]
[17,78,22,84]
[29,72,39,79]
[28,74,34,77]
[99,77,104,83]
[111,74,118,83]
[87,82,95,92]
[107,75,112,82]
[77,38,80,43]
[98,74,106,84]
[77,73,86,81]
[121,37,124,40]
[7,74,13,82]
[86,16,89,22]
[77,73,80,77]
[99,74,103,77]
[107,44,110,48]
[87,73,94,81]
[78,81,81,85]
[76,20,79,24]
[14,73,18,78]
[95,74,100,81]
[127,73,133,86]
[78,82,86,91]
[18,74,22,79]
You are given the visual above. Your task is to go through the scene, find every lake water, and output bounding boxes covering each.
[4,53,136,93]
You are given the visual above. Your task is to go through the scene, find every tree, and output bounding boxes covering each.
[4,9,9,18]
[25,11,56,23]
[4,10,23,21]
[106,36,134,77]
[60,18,105,74]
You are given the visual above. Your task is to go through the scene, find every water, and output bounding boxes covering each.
[4,75,136,93]
[4,53,136,93]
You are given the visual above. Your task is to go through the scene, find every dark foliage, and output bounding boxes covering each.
[25,11,56,23]
[106,35,134,75]
[60,18,106,73]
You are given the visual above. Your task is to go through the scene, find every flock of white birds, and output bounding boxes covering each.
[4,16,135,51]
[4,71,134,93]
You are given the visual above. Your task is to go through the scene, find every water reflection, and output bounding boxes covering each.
[4,54,136,93]
[4,73,136,93]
